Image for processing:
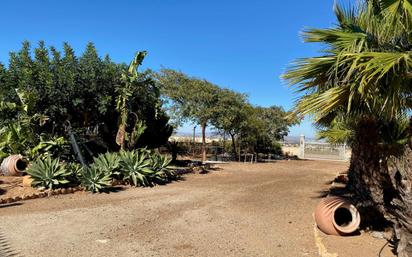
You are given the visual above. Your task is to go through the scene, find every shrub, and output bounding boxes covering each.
[150,154,175,184]
[78,166,112,193]
[118,150,176,187]
[119,150,154,187]
[26,157,71,189]
[90,152,120,177]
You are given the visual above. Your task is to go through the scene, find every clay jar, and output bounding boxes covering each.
[314,196,361,236]
[1,155,27,176]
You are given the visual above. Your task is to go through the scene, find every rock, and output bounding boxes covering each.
[370,231,385,239]
[22,175,33,187]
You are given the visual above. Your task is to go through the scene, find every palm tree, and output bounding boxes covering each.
[283,1,412,255]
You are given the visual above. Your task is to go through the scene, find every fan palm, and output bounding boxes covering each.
[283,1,412,255]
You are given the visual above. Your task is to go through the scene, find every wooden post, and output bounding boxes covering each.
[192,126,196,159]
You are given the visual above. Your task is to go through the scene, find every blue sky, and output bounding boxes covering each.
[0,0,344,137]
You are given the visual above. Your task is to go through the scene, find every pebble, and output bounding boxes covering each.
[370,231,384,239]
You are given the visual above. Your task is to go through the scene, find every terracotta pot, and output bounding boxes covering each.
[1,155,27,176]
[314,196,361,236]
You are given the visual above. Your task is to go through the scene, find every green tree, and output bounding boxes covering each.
[157,69,220,162]
[283,1,412,254]
[257,106,297,141]
[0,41,172,161]
[0,63,7,98]
[212,89,249,159]
[239,106,296,155]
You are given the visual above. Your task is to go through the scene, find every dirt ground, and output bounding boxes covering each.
[0,176,39,201]
[0,160,394,257]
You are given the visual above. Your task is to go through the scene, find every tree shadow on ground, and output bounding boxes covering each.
[0,202,23,209]
[312,186,350,199]
[0,180,7,195]
[107,186,127,193]
[206,166,223,172]
[174,176,186,182]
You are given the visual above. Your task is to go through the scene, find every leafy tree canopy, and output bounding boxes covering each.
[0,41,173,161]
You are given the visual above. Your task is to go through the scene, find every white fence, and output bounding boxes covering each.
[299,135,349,161]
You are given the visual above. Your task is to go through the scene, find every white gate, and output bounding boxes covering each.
[299,135,348,161]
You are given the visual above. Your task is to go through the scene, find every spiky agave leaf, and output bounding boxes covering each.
[91,152,120,176]
[119,150,154,187]
[79,166,112,193]
[150,154,175,183]
[26,157,71,190]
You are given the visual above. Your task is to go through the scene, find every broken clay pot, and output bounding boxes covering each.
[1,155,27,176]
[314,196,361,236]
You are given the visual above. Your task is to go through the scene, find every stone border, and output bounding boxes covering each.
[313,214,339,257]
[0,167,197,205]
[0,187,85,204]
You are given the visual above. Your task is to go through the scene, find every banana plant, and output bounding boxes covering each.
[0,89,50,161]
[30,136,68,160]
[115,51,147,150]
[128,119,147,150]
[0,124,30,160]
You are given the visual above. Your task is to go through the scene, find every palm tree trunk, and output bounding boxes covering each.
[201,123,206,163]
[391,156,412,257]
[348,117,412,255]
[347,117,392,225]
[389,121,412,257]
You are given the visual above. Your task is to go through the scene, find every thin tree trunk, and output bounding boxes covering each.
[230,133,237,161]
[201,123,207,163]
[172,151,178,162]
[238,135,241,162]
[116,124,127,151]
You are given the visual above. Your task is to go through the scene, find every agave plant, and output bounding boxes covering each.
[119,150,154,187]
[26,157,71,189]
[91,152,120,177]
[150,154,175,184]
[79,166,112,193]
